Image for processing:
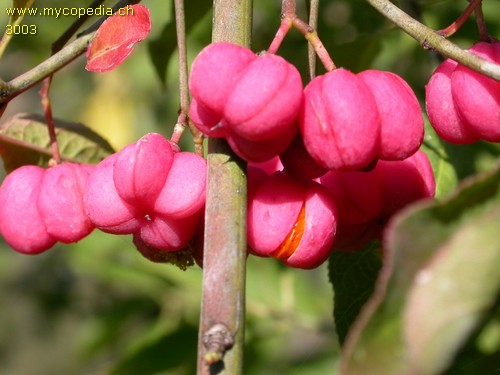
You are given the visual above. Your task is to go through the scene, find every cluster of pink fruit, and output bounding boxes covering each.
[246,149,435,268]
[189,42,424,169]
[3,40,497,269]
[0,133,207,258]
[190,42,434,268]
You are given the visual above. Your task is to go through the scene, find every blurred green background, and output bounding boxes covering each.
[0,0,499,374]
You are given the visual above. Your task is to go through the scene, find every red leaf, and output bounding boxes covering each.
[86,4,151,72]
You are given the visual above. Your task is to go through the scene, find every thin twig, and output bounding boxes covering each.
[268,0,295,53]
[172,0,204,155]
[474,2,489,42]
[437,0,481,38]
[268,18,293,54]
[282,0,296,17]
[292,17,335,71]
[39,77,61,164]
[42,1,105,165]
[269,0,335,71]
[307,0,320,80]
[365,0,500,81]
[175,0,189,122]
[0,0,142,104]
[0,32,95,104]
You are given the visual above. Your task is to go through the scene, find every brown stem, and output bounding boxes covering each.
[188,118,205,157]
[292,17,336,71]
[173,0,204,153]
[267,0,299,56]
[175,0,189,117]
[365,0,500,81]
[170,118,186,146]
[474,2,489,42]
[39,1,107,166]
[269,0,334,71]
[437,0,481,38]
[170,0,188,146]
[307,0,320,80]
[39,77,61,165]
[281,0,296,17]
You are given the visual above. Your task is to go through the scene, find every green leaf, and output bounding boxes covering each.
[340,164,500,375]
[329,242,383,345]
[0,112,114,172]
[148,0,211,86]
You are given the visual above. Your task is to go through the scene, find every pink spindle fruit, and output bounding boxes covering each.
[425,59,474,143]
[189,42,255,115]
[38,163,95,243]
[189,42,302,162]
[450,42,500,142]
[301,68,380,171]
[0,163,95,254]
[376,150,435,220]
[0,166,56,254]
[426,41,500,144]
[358,70,424,160]
[84,153,141,234]
[319,150,435,251]
[301,68,424,171]
[188,98,225,138]
[247,157,284,199]
[279,134,328,180]
[84,133,207,252]
[247,171,337,269]
[224,126,296,163]
[320,168,383,225]
[113,133,174,208]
